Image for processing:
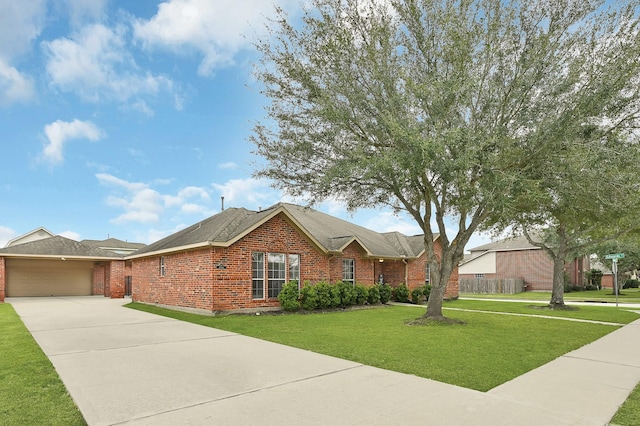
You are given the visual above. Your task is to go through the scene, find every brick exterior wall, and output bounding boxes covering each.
[108,260,126,298]
[93,263,105,295]
[460,249,586,291]
[132,213,459,312]
[0,257,5,302]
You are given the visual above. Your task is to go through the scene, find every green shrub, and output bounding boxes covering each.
[394,283,410,303]
[378,283,392,304]
[335,281,356,307]
[624,279,640,289]
[354,284,369,305]
[278,281,301,311]
[423,284,431,301]
[315,282,340,309]
[300,285,318,310]
[367,284,381,304]
[411,287,423,304]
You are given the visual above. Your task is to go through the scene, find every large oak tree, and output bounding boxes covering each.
[251,0,640,319]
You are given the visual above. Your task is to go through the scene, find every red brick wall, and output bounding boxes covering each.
[108,260,126,298]
[0,257,5,302]
[328,242,374,284]
[497,249,553,291]
[93,263,105,295]
[133,248,215,310]
[601,274,614,289]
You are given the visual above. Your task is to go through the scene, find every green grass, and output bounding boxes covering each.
[444,299,640,324]
[612,382,640,425]
[0,304,85,426]
[127,302,622,392]
[461,288,640,303]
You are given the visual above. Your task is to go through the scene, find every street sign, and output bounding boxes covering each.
[605,253,625,260]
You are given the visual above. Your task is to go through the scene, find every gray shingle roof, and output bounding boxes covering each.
[131,203,434,260]
[468,234,539,253]
[82,238,146,250]
[0,235,124,259]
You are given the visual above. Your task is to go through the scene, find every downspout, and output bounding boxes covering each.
[402,257,408,285]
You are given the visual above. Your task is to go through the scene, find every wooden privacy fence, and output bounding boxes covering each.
[459,278,525,294]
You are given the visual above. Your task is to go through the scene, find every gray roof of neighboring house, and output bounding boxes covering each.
[0,235,124,259]
[468,234,539,253]
[130,203,435,259]
[82,238,146,250]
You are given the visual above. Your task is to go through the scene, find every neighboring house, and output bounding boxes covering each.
[4,227,55,247]
[129,203,458,313]
[0,232,144,302]
[459,235,588,291]
[590,259,614,289]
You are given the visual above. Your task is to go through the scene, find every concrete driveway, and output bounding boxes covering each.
[9,296,640,425]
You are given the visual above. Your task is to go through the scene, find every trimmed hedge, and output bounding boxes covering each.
[280,281,390,312]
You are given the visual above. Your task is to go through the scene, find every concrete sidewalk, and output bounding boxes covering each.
[9,296,640,425]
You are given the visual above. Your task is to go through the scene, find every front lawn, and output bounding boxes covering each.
[127,302,623,392]
[461,288,640,304]
[0,304,85,426]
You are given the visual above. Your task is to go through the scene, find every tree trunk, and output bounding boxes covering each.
[549,228,568,308]
[423,257,456,319]
[425,281,445,318]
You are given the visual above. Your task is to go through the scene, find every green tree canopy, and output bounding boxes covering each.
[251,0,640,319]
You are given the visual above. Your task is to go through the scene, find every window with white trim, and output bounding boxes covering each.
[342,258,355,284]
[252,252,264,299]
[475,273,485,279]
[159,256,166,277]
[425,263,431,285]
[289,254,300,286]
[252,252,301,299]
[268,253,286,298]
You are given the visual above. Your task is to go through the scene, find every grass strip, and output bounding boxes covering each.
[127,302,619,392]
[461,288,640,303]
[611,382,640,425]
[444,299,640,324]
[0,304,85,425]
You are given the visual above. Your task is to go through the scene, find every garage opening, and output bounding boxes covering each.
[6,258,93,297]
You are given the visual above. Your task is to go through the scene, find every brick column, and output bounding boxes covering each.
[108,260,126,299]
[0,257,5,302]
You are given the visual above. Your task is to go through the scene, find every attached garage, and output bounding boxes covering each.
[0,234,132,302]
[6,259,93,297]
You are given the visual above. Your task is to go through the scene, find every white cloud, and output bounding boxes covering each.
[218,161,239,170]
[63,0,109,27]
[0,60,35,105]
[0,225,17,247]
[0,0,46,106]
[212,178,277,209]
[0,0,46,59]
[58,230,80,241]
[364,211,422,235]
[42,23,178,110]
[42,119,105,164]
[97,173,213,224]
[133,0,296,76]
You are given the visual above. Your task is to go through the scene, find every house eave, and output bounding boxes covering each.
[0,253,121,261]
[125,241,213,259]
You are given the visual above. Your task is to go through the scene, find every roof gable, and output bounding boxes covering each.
[129,203,433,260]
[0,235,123,259]
[5,227,55,247]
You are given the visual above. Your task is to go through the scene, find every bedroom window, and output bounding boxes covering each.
[159,256,165,277]
[252,252,264,299]
[268,253,286,298]
[289,254,300,286]
[342,258,355,284]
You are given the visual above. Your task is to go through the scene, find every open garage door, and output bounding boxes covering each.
[6,259,93,297]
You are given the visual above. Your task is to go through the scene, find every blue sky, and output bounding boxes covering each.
[0,0,492,249]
